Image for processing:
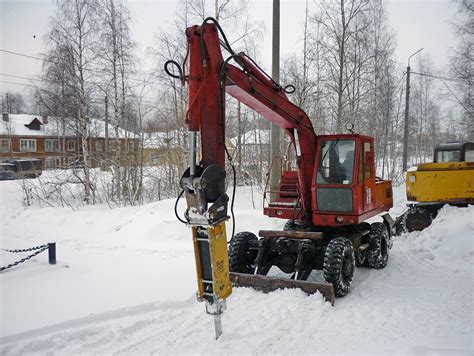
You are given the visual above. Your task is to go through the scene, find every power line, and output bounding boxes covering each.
[0,71,166,103]
[0,80,35,87]
[0,79,160,106]
[411,71,471,112]
[0,48,166,87]
[411,71,463,84]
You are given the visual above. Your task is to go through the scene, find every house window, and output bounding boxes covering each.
[45,139,60,152]
[128,141,134,151]
[67,156,77,166]
[20,139,37,152]
[67,140,76,152]
[96,141,103,152]
[45,157,61,169]
[150,152,160,163]
[0,138,11,152]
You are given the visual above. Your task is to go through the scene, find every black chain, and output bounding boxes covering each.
[2,244,49,253]
[1,245,49,272]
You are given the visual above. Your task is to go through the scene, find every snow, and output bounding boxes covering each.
[0,114,137,139]
[0,180,473,354]
[142,130,187,149]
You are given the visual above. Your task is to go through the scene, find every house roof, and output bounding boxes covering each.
[0,114,137,139]
[230,129,270,146]
[143,130,234,150]
[143,130,187,149]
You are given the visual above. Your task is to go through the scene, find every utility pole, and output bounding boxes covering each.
[269,0,280,201]
[105,95,109,161]
[402,48,423,173]
[6,93,10,113]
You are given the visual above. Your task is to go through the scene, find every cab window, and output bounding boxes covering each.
[364,142,372,179]
[436,150,460,162]
[465,145,474,162]
[317,139,355,184]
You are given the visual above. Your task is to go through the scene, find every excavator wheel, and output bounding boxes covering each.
[228,232,258,274]
[323,237,355,297]
[367,222,389,269]
[405,206,432,232]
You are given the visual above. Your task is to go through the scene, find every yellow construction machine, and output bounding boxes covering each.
[397,142,474,232]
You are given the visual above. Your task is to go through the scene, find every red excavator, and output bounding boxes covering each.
[167,18,394,338]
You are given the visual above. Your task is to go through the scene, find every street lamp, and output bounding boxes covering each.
[402,48,424,174]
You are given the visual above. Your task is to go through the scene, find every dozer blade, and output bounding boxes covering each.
[229,272,335,306]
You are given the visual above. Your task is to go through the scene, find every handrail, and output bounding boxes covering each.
[263,155,286,207]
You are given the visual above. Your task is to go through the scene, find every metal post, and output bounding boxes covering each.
[48,243,56,265]
[190,132,197,177]
[402,48,423,173]
[269,0,281,201]
[402,65,410,173]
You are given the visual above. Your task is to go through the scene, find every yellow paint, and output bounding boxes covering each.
[192,226,205,299]
[192,222,232,301]
[406,162,474,203]
[208,222,232,300]
[416,162,474,171]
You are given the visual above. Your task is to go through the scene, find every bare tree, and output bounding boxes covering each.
[2,93,26,114]
[97,0,139,204]
[313,0,369,132]
[42,0,100,204]
[450,0,473,139]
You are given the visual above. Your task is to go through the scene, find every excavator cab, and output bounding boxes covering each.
[264,134,393,227]
[313,134,393,225]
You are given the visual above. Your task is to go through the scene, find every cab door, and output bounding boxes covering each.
[361,140,376,212]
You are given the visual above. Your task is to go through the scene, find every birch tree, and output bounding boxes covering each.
[450,0,473,139]
[43,0,99,204]
[97,0,138,203]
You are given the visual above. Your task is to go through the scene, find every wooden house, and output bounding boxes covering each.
[0,113,138,170]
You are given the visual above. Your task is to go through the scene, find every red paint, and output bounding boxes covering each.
[184,21,393,227]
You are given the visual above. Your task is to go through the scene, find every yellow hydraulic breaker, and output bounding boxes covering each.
[178,135,233,339]
[192,222,232,338]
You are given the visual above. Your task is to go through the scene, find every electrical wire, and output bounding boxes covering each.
[0,48,165,87]
[204,17,238,241]
[168,18,243,239]
[164,60,183,80]
[174,189,187,224]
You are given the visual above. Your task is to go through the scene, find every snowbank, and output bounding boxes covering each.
[0,182,473,354]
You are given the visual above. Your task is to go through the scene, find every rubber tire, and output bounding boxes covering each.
[367,222,389,269]
[228,232,258,274]
[323,237,355,297]
[405,207,432,232]
[394,211,408,235]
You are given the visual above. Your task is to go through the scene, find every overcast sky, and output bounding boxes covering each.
[0,0,459,100]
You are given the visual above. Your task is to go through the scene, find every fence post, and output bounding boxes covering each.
[48,243,56,265]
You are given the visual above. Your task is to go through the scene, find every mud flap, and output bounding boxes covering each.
[229,272,335,306]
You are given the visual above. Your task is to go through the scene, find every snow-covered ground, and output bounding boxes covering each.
[0,180,473,354]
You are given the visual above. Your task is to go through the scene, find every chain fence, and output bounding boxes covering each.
[1,243,56,272]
